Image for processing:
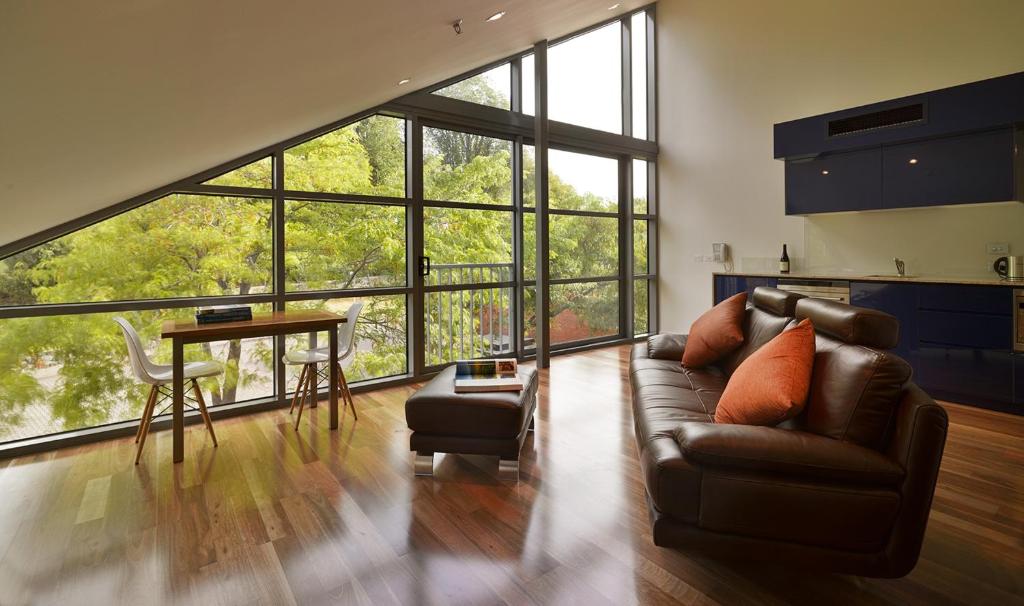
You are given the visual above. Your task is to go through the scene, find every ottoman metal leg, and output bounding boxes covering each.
[498,458,520,481]
[414,453,434,477]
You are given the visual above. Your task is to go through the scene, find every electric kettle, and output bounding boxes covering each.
[994,255,1024,281]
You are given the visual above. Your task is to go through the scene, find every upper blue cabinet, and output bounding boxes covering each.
[775,71,1024,215]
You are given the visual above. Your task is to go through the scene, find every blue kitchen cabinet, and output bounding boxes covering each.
[849,281,1015,411]
[882,129,1016,209]
[910,284,1013,410]
[850,281,919,361]
[785,148,882,214]
[713,275,777,305]
[1015,354,1024,407]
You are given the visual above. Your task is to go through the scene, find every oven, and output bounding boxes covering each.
[776,279,851,304]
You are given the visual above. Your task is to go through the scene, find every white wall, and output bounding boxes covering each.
[656,0,1024,332]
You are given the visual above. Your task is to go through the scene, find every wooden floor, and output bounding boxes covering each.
[0,344,1021,605]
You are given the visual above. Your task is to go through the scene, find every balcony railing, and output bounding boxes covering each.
[425,263,514,365]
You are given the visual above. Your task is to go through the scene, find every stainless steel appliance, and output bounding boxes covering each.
[777,279,850,303]
[994,255,1024,281]
[1015,289,1024,352]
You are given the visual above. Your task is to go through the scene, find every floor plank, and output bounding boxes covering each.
[0,344,1021,605]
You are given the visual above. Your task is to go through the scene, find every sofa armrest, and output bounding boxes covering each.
[647,333,687,360]
[674,423,905,486]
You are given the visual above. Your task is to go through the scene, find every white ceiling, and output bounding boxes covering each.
[0,0,649,247]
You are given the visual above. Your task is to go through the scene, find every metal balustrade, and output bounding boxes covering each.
[425,263,514,365]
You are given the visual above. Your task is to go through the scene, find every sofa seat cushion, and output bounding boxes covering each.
[634,396,715,445]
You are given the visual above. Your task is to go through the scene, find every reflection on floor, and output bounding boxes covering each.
[0,344,1021,605]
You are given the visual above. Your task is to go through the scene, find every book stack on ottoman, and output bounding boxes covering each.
[405,363,538,481]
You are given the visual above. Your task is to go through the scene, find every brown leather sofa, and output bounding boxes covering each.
[630,287,948,578]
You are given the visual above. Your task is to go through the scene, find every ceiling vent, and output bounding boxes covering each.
[827,103,925,138]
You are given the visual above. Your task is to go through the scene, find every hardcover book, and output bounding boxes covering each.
[454,359,523,392]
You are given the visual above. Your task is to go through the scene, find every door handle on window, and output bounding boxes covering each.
[418,256,431,277]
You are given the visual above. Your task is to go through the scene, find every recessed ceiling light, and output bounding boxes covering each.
[486,11,506,22]
[608,3,621,9]
[908,158,919,164]
[398,78,411,85]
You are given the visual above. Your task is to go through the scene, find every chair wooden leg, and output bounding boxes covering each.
[134,386,159,465]
[192,379,218,447]
[295,364,314,431]
[135,385,157,444]
[338,364,357,420]
[289,364,308,414]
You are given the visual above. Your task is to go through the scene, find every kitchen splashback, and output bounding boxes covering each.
[803,202,1024,276]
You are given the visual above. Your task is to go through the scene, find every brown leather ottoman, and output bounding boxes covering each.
[405,365,539,480]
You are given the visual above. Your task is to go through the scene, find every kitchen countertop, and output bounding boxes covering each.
[712,271,1023,287]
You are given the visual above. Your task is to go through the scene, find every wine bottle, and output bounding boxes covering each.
[779,244,790,274]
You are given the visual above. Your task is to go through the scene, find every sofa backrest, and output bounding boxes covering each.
[719,287,803,375]
[795,298,912,450]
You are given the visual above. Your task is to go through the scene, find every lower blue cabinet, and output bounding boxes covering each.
[713,275,778,305]
[848,281,1015,411]
[1015,354,1024,408]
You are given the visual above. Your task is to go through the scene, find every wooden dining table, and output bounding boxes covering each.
[161,310,346,463]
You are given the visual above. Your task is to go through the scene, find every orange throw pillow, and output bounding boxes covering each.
[682,292,747,368]
[715,318,816,426]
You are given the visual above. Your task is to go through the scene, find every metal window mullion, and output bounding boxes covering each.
[408,117,425,376]
[272,149,287,404]
[622,156,634,340]
[533,40,550,369]
[621,15,632,139]
[646,6,658,144]
[511,57,523,114]
[512,136,524,359]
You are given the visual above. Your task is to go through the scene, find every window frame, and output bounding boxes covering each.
[0,6,659,454]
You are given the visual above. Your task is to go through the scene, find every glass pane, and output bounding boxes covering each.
[523,284,537,351]
[0,306,273,443]
[633,158,648,214]
[523,144,536,208]
[550,215,619,279]
[634,219,648,274]
[424,207,512,287]
[634,279,649,335]
[284,115,405,197]
[423,127,512,205]
[631,11,648,139]
[202,157,273,188]
[551,281,619,345]
[0,195,272,307]
[433,64,511,110]
[285,201,405,292]
[522,54,535,116]
[523,211,536,281]
[549,22,622,134]
[549,149,618,212]
[425,287,513,366]
[285,296,407,382]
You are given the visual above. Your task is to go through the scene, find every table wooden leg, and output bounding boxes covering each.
[172,338,185,463]
[329,329,339,430]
